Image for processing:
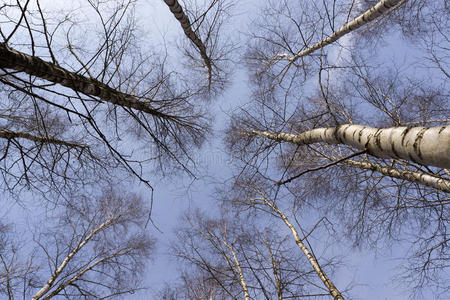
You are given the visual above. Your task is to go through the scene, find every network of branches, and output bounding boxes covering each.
[0,0,448,299]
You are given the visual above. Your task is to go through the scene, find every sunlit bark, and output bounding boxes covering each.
[342,160,450,192]
[31,218,114,300]
[260,197,344,300]
[275,0,404,62]
[250,125,450,169]
[221,239,250,300]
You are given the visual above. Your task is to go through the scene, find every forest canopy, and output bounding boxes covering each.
[0,0,448,299]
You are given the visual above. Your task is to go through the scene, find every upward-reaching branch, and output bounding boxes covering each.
[31,217,115,300]
[163,0,213,84]
[253,191,344,300]
[275,0,404,62]
[220,238,251,300]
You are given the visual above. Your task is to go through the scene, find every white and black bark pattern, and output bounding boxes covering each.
[31,218,113,300]
[343,160,450,192]
[276,0,404,62]
[163,0,212,82]
[221,240,250,300]
[263,200,344,300]
[0,43,175,120]
[250,125,450,169]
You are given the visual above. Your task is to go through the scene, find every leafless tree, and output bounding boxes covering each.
[0,190,154,299]
[0,0,235,201]
[168,209,339,299]
[0,222,38,299]
[163,0,236,96]
[225,0,449,297]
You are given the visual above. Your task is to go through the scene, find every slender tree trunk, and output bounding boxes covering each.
[41,249,132,300]
[32,218,113,300]
[163,0,212,82]
[0,43,174,120]
[343,159,450,192]
[0,129,85,149]
[262,199,344,300]
[222,240,250,300]
[265,238,283,300]
[250,125,450,169]
[276,0,404,62]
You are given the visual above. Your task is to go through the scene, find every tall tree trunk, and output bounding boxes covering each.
[276,0,404,62]
[0,43,175,120]
[163,0,212,83]
[222,240,251,300]
[262,199,344,300]
[250,125,450,169]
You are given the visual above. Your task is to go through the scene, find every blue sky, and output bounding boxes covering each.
[1,0,447,299]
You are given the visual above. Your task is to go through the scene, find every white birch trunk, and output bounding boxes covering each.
[41,249,132,300]
[32,219,113,300]
[276,0,403,62]
[251,125,450,169]
[343,160,450,192]
[163,0,212,82]
[263,200,344,300]
[222,240,250,300]
[0,43,174,120]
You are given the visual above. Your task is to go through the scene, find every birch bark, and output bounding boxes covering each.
[276,0,404,62]
[41,249,132,300]
[163,0,212,82]
[250,125,450,169]
[0,43,175,120]
[221,240,251,300]
[342,160,450,192]
[261,199,344,300]
[0,129,85,149]
[31,218,114,300]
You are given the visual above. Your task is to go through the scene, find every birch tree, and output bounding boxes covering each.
[227,66,449,299]
[0,191,154,299]
[0,0,234,200]
[162,0,234,95]
[169,210,331,299]
[226,0,450,297]
[219,176,348,300]
[245,0,406,91]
